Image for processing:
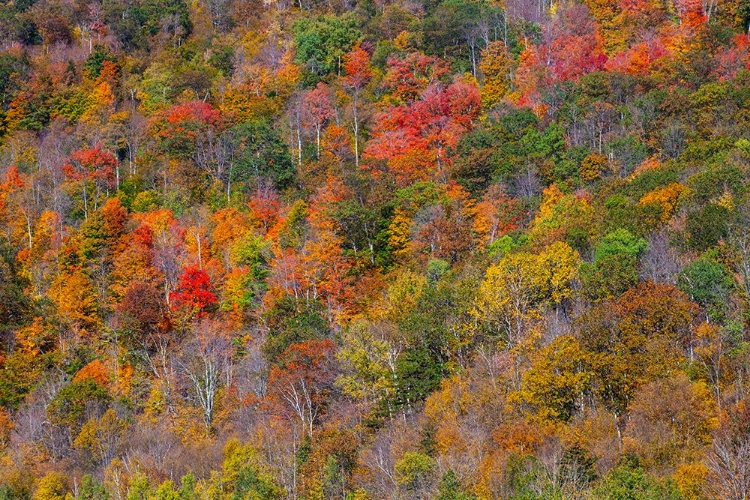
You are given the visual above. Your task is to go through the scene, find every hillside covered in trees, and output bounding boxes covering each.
[2,0,750,498]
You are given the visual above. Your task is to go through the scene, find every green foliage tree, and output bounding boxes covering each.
[678,253,735,322]
[263,297,329,365]
[0,243,29,335]
[293,14,361,78]
[581,229,648,301]
[437,471,477,500]
[230,121,295,191]
[84,46,117,80]
[71,475,108,500]
[102,0,192,51]
[394,452,435,491]
[593,456,682,500]
[686,204,731,251]
[47,379,110,431]
[420,0,504,74]
[201,440,284,499]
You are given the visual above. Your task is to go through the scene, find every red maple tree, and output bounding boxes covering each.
[169,265,218,318]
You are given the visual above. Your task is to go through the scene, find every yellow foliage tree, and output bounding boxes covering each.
[50,270,100,335]
[474,251,545,348]
[375,270,426,322]
[530,184,596,247]
[387,208,413,261]
[538,241,580,306]
[32,472,68,500]
[673,462,709,500]
[479,40,513,108]
[473,242,579,347]
[212,208,252,267]
[511,335,592,423]
[639,182,690,221]
[74,409,128,467]
[580,152,609,182]
[336,319,397,405]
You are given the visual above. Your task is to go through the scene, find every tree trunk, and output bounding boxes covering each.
[83,180,89,221]
[353,91,360,167]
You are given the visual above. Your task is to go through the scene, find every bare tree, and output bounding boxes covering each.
[193,127,235,201]
[179,319,234,432]
[124,420,183,480]
[640,230,684,285]
[505,0,548,25]
[140,330,179,416]
[707,434,750,500]
[359,420,422,498]
[728,202,750,301]
[153,221,187,305]
[266,339,337,437]
[120,109,148,177]
[513,164,542,199]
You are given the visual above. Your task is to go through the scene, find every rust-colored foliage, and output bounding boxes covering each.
[73,359,110,387]
[266,339,337,436]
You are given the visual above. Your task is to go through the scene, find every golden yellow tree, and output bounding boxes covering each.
[50,270,101,336]
[580,152,609,182]
[479,40,513,108]
[474,251,545,348]
[32,472,68,500]
[511,335,592,423]
[639,182,690,222]
[473,242,579,348]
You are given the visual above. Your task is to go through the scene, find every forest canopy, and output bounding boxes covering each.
[1,0,750,498]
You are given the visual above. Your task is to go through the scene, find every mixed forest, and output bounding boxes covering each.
[2,0,750,498]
